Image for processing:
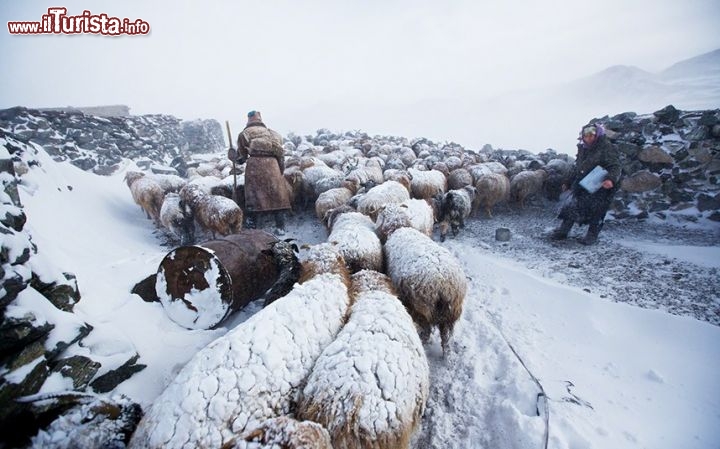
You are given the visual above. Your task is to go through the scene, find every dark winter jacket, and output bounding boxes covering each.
[560,135,621,225]
[234,122,290,213]
[569,135,621,189]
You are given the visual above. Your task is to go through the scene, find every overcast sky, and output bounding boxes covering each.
[2,0,719,152]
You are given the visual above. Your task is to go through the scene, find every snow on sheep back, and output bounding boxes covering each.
[297,270,430,449]
[128,272,352,449]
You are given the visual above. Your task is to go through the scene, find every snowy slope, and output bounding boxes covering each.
[9,146,720,448]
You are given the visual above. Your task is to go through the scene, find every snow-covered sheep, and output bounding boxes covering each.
[187,174,224,194]
[467,162,508,184]
[384,227,467,353]
[408,168,447,200]
[314,180,358,221]
[375,199,435,242]
[300,161,344,207]
[327,210,383,273]
[510,169,548,208]
[124,171,164,225]
[438,186,476,241]
[159,193,195,245]
[179,184,243,239]
[129,244,352,449]
[448,168,474,190]
[355,180,410,221]
[444,155,464,172]
[383,168,413,192]
[345,158,385,188]
[152,173,187,194]
[473,172,510,217]
[225,416,332,449]
[297,270,430,449]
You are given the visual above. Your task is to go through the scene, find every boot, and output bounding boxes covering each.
[580,223,601,245]
[550,219,573,240]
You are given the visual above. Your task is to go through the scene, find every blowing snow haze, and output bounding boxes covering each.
[1,1,719,154]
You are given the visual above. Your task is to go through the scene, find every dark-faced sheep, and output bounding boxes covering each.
[384,227,467,354]
[159,193,195,245]
[438,185,476,241]
[297,270,430,449]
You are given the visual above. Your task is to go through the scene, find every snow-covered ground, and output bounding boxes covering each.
[14,149,720,448]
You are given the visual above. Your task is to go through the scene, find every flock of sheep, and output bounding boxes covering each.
[124,134,571,246]
[123,133,574,449]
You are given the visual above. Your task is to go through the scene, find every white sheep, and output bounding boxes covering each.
[375,199,434,242]
[355,180,410,221]
[467,161,508,182]
[314,180,358,222]
[327,210,383,273]
[301,160,344,205]
[345,157,385,187]
[384,227,467,354]
[151,173,187,194]
[124,171,164,225]
[438,186,476,241]
[407,168,447,200]
[297,270,430,449]
[473,172,510,217]
[179,184,243,239]
[510,169,548,208]
[159,193,195,245]
[128,244,352,449]
[382,168,413,193]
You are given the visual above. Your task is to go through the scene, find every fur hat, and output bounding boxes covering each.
[247,110,262,123]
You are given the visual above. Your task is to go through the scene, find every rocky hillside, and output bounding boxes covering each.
[0,131,145,446]
[0,107,224,176]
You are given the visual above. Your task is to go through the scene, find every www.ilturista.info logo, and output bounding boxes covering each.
[7,7,150,36]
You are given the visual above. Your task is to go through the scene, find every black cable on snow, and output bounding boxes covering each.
[491,318,550,449]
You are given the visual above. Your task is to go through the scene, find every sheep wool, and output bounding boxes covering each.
[224,417,332,449]
[129,269,352,449]
[298,270,430,449]
[327,212,383,273]
[384,227,466,353]
[474,173,510,217]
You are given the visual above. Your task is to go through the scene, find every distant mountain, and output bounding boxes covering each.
[563,48,720,111]
[448,48,720,153]
[660,48,720,81]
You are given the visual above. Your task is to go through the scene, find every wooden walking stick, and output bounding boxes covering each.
[226,120,238,204]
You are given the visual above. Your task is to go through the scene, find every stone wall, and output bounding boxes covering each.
[0,107,224,176]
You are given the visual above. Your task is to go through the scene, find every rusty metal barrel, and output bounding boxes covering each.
[155,230,279,330]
